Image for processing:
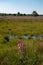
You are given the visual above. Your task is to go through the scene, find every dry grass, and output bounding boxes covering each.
[0,16,43,20]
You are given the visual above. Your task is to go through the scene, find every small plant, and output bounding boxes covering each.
[3,36,9,43]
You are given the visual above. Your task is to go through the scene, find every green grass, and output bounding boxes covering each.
[0,17,43,65]
[0,19,43,35]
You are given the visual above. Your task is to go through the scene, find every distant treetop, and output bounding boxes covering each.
[32,11,39,16]
[0,11,39,16]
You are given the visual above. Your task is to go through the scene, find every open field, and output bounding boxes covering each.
[0,16,43,65]
[0,16,43,20]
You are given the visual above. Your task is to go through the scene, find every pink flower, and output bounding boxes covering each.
[18,40,24,52]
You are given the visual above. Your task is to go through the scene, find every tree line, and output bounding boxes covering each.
[0,11,42,16]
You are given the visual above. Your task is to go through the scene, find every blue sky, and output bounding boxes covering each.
[0,0,43,14]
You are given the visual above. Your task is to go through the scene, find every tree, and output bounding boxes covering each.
[17,12,20,16]
[23,13,26,16]
[32,11,39,16]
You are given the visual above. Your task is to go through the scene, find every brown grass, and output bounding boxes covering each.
[0,16,43,20]
[36,42,43,53]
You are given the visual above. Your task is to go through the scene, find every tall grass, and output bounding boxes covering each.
[0,18,43,65]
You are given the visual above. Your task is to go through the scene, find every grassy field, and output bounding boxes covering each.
[0,16,43,65]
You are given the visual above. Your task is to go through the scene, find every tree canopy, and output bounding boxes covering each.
[32,11,39,16]
[0,11,39,16]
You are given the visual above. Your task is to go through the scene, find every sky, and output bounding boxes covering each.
[0,0,43,14]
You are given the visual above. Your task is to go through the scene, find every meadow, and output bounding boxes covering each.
[0,16,43,65]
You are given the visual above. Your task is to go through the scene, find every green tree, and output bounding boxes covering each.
[17,12,20,16]
[32,11,39,16]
